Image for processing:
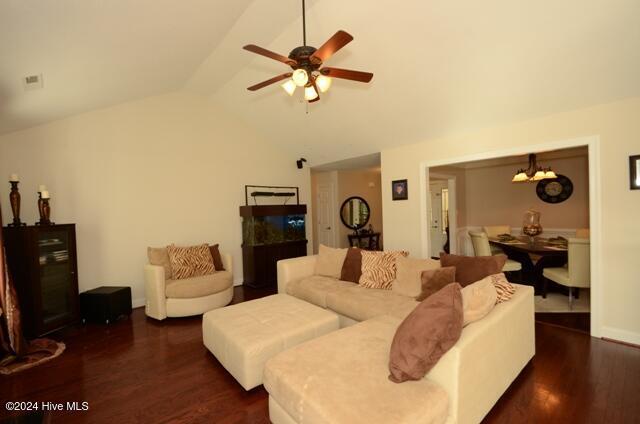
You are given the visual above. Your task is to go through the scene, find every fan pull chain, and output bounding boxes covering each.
[302,0,306,46]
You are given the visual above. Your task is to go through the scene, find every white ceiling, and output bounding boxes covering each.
[2,0,639,167]
[0,0,253,134]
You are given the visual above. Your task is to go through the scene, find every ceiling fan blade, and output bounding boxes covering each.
[310,30,353,64]
[243,44,297,66]
[247,73,292,91]
[320,67,373,83]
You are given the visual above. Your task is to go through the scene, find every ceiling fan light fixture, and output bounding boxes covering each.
[292,69,309,87]
[281,79,296,96]
[533,169,547,181]
[315,74,332,93]
[544,169,557,179]
[304,84,319,101]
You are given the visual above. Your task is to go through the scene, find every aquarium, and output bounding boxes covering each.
[242,214,306,246]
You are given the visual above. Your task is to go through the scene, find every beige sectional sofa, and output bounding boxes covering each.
[267,254,535,424]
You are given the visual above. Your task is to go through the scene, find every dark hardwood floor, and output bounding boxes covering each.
[1,285,638,424]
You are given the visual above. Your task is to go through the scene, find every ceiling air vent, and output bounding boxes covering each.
[23,74,44,90]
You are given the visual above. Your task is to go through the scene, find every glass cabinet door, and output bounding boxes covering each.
[37,229,74,326]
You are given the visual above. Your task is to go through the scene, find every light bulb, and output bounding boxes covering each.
[512,172,529,182]
[544,170,557,179]
[292,69,308,87]
[533,170,546,181]
[281,79,296,96]
[304,84,319,101]
[315,75,332,93]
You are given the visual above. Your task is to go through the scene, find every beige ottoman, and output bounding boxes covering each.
[202,294,340,390]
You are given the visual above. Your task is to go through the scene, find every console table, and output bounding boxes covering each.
[347,232,381,250]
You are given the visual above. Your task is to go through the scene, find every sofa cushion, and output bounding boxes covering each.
[165,271,232,299]
[359,250,408,289]
[439,252,507,286]
[340,247,363,283]
[326,285,416,322]
[461,277,497,326]
[167,244,215,280]
[147,246,173,279]
[389,283,463,383]
[393,257,441,297]
[263,315,449,424]
[315,245,348,279]
[286,275,357,308]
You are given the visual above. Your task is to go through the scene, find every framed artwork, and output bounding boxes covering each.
[631,155,640,190]
[392,179,408,200]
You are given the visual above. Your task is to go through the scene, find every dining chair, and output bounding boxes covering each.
[575,228,590,238]
[542,238,590,309]
[468,231,522,275]
[482,225,511,254]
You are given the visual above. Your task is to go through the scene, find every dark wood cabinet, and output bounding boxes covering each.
[3,224,79,337]
[240,205,308,289]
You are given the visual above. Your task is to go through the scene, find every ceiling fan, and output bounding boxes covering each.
[242,0,373,103]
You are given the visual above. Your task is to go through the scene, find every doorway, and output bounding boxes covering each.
[419,136,602,337]
[428,180,448,258]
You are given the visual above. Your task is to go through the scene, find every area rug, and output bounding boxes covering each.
[534,291,590,313]
[0,338,65,375]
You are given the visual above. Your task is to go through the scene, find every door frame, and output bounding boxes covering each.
[428,172,458,255]
[418,135,602,338]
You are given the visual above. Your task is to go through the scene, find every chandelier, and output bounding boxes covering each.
[512,154,557,183]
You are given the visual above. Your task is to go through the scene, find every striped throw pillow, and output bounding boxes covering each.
[359,250,409,289]
[167,244,215,280]
[489,273,515,303]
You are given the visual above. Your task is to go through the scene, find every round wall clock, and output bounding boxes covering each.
[536,174,573,203]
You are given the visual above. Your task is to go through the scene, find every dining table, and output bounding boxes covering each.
[488,236,568,297]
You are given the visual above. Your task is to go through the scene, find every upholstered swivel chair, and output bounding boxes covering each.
[469,231,522,275]
[542,238,590,309]
[144,251,234,320]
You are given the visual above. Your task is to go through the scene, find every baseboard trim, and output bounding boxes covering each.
[132,297,146,308]
[601,326,640,347]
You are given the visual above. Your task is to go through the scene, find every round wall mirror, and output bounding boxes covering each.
[340,196,371,230]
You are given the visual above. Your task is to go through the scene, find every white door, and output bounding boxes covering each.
[429,181,448,257]
[317,183,337,248]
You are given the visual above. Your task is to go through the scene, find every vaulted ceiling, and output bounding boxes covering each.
[2,0,639,165]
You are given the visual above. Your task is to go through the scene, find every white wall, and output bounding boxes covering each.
[0,91,312,306]
[381,97,640,345]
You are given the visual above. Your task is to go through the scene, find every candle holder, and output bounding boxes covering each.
[37,197,54,226]
[37,191,45,223]
[8,180,26,227]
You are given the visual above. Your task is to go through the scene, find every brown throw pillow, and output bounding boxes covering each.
[209,244,225,271]
[340,247,362,283]
[167,244,215,280]
[439,253,507,286]
[416,266,456,301]
[393,257,441,298]
[147,247,173,279]
[388,282,463,383]
[359,250,409,289]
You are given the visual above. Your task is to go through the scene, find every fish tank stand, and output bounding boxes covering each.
[240,186,307,288]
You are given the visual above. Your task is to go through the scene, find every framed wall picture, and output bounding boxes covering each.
[631,155,640,190]
[392,179,408,200]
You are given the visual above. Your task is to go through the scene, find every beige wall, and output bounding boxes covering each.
[0,91,312,305]
[434,155,589,229]
[381,97,640,344]
[311,168,383,251]
[336,169,383,248]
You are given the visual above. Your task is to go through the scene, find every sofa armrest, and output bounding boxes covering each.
[221,252,233,276]
[425,284,535,424]
[144,264,168,320]
[277,255,318,294]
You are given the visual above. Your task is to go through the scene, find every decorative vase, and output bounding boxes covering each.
[8,181,24,227]
[522,209,542,243]
[38,198,52,226]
